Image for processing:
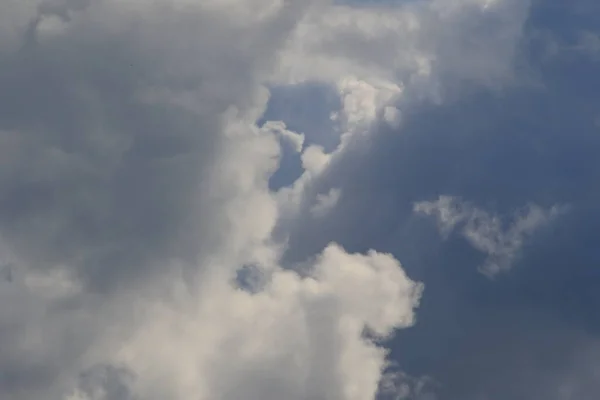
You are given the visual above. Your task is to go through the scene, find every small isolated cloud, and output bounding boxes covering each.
[311,188,342,218]
[379,369,438,400]
[414,196,563,276]
[263,120,305,153]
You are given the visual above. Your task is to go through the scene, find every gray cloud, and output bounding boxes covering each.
[0,0,324,293]
[0,1,428,400]
[0,0,320,398]
[1,3,221,292]
[2,0,599,399]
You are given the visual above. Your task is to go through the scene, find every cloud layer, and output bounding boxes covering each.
[1,0,600,399]
[0,0,428,399]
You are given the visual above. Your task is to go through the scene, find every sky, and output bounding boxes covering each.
[0,0,599,399]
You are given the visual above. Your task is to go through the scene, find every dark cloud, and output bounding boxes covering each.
[75,364,136,400]
[0,0,274,293]
[0,1,314,398]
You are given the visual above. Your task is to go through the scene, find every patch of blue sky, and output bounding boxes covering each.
[259,82,342,190]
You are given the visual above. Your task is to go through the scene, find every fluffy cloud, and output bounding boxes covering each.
[3,0,597,399]
[0,0,292,290]
[101,244,422,400]
[0,0,429,399]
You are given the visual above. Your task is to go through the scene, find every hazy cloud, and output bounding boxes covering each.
[414,196,563,276]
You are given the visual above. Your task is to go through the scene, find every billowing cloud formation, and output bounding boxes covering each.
[0,0,429,399]
[2,0,599,399]
[103,244,422,400]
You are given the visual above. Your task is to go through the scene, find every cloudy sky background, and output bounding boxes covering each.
[0,0,599,399]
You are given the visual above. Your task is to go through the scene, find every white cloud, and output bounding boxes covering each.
[0,0,546,398]
[102,244,422,400]
[0,0,432,399]
[414,196,563,276]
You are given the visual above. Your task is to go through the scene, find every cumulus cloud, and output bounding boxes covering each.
[0,0,431,399]
[3,0,598,399]
[0,0,301,291]
[414,196,562,276]
[103,244,422,400]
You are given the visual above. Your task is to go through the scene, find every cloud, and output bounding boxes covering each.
[104,244,422,400]
[0,0,428,399]
[257,0,600,399]
[2,0,599,399]
[378,370,438,400]
[413,195,562,276]
[0,0,298,291]
[311,188,342,218]
[276,0,533,265]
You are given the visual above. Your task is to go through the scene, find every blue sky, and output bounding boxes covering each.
[269,1,600,398]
